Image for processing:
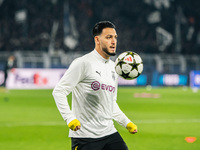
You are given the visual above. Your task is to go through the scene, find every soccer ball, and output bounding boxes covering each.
[115,51,143,80]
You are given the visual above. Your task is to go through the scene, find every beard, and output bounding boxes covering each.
[102,47,116,56]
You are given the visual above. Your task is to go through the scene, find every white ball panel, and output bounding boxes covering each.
[134,55,142,63]
[129,69,138,78]
[118,52,127,60]
[115,65,122,75]
[122,64,132,74]
[137,64,143,73]
[115,59,120,66]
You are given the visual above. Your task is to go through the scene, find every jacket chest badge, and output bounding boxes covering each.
[111,71,115,81]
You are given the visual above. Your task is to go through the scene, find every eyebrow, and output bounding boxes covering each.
[106,34,118,37]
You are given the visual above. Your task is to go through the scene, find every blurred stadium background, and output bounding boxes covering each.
[0,0,200,88]
[0,0,200,150]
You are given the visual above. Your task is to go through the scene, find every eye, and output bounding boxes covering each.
[106,36,111,39]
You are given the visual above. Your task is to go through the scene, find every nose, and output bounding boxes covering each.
[111,37,117,44]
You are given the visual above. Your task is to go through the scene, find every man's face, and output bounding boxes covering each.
[98,28,117,57]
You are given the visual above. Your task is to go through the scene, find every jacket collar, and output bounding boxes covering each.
[93,49,110,63]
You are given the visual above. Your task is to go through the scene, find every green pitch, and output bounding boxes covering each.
[0,87,200,150]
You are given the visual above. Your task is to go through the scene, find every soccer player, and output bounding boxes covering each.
[52,21,137,150]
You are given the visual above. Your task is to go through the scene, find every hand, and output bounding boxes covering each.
[68,119,81,131]
[131,129,138,134]
[126,122,138,134]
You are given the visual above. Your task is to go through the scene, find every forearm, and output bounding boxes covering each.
[112,101,131,127]
[52,86,76,124]
[113,101,137,133]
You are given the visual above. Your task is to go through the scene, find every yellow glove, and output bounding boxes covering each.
[68,119,81,131]
[126,122,137,133]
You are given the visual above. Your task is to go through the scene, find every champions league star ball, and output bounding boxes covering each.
[115,51,143,80]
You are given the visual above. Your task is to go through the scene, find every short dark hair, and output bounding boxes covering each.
[92,21,116,37]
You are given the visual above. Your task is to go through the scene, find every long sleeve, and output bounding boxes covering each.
[112,76,131,127]
[52,58,85,125]
[112,100,131,128]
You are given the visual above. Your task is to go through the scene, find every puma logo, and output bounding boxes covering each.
[96,71,101,76]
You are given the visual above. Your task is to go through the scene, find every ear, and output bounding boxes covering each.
[95,36,100,45]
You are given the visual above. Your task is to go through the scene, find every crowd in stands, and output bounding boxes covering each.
[0,0,200,55]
